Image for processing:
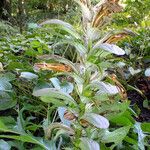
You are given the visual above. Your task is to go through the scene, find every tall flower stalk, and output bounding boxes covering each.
[33,0,135,149]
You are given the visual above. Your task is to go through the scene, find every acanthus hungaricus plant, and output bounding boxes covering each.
[0,0,149,150]
[32,0,142,149]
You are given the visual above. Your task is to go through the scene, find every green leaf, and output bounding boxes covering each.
[110,115,133,126]
[53,40,87,56]
[0,119,9,131]
[90,81,120,95]
[0,135,56,150]
[30,40,41,48]
[79,138,100,150]
[0,119,18,134]
[57,107,71,126]
[102,126,131,144]
[100,143,111,150]
[0,73,16,82]
[39,19,81,39]
[33,88,77,105]
[20,72,38,80]
[55,72,84,94]
[93,43,125,55]
[28,23,39,29]
[124,136,138,145]
[141,123,150,132]
[0,78,12,91]
[34,81,52,91]
[50,77,73,94]
[129,67,141,75]
[86,26,100,41]
[98,101,129,119]
[0,116,16,129]
[0,140,11,150]
[7,62,24,70]
[0,92,17,110]
[81,113,109,129]
[40,19,73,30]
[40,97,65,106]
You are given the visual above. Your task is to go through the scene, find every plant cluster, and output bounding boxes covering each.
[0,0,149,150]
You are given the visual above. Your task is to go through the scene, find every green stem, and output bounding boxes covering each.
[47,103,51,125]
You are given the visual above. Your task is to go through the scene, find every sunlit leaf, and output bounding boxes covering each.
[40,19,73,30]
[39,19,81,39]
[90,81,120,95]
[81,113,109,129]
[50,77,73,94]
[33,88,77,105]
[20,72,38,80]
[145,68,150,77]
[0,116,16,129]
[129,67,141,75]
[110,115,133,126]
[58,107,71,126]
[54,72,84,94]
[93,43,125,55]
